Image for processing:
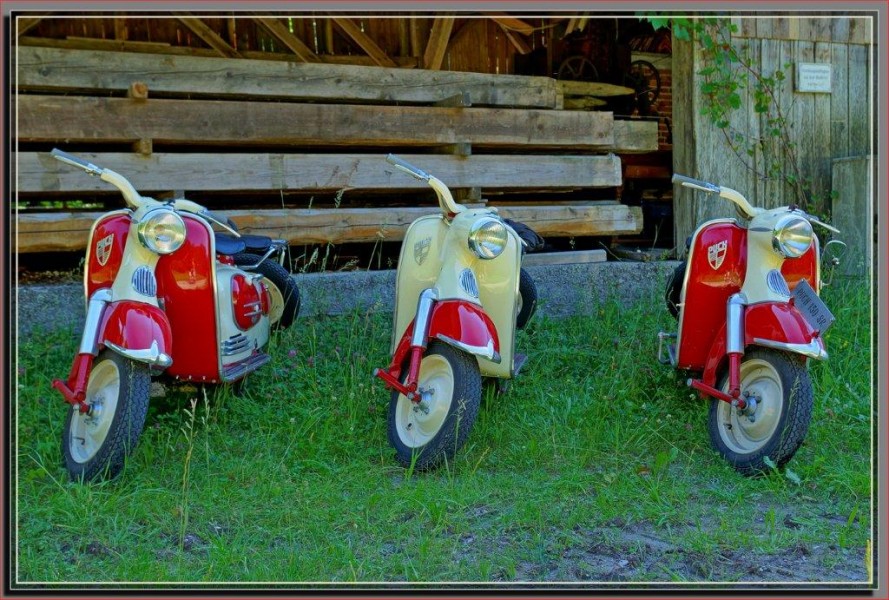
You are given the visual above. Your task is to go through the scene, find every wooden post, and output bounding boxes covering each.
[423,17,455,70]
[831,156,872,277]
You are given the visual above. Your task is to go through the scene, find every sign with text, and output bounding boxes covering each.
[795,63,832,93]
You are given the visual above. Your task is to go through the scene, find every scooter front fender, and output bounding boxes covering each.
[391,300,501,369]
[701,301,826,387]
[99,301,173,368]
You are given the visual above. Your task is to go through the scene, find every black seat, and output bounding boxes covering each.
[239,234,274,254]
[215,233,247,256]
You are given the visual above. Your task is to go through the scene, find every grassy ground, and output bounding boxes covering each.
[13,279,873,587]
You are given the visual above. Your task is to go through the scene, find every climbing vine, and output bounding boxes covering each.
[646,16,833,214]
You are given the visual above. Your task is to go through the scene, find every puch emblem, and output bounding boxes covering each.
[95,234,114,266]
[708,240,728,270]
[414,236,432,265]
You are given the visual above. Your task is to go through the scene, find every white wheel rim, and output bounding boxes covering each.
[717,358,784,454]
[394,354,454,448]
[264,280,285,325]
[69,359,121,463]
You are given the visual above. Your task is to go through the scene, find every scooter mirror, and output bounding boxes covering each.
[820,239,847,287]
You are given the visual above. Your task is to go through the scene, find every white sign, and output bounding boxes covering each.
[795,63,832,93]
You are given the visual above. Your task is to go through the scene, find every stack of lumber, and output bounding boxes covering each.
[15,45,658,254]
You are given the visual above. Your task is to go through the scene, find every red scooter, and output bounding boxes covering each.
[50,149,300,481]
[660,174,844,475]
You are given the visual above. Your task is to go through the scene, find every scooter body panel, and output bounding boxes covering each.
[676,220,747,370]
[780,237,820,293]
[99,300,173,359]
[85,211,131,300]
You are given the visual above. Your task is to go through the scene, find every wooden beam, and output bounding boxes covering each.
[562,97,607,110]
[613,120,659,153]
[557,80,635,98]
[16,203,642,253]
[18,95,614,149]
[253,17,319,62]
[176,16,241,58]
[16,17,43,37]
[17,47,558,108]
[486,16,535,36]
[423,17,455,70]
[16,152,623,193]
[330,18,397,67]
[497,23,532,55]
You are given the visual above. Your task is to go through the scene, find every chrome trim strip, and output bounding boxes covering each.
[752,337,828,360]
[79,289,112,355]
[410,288,439,349]
[105,339,173,368]
[435,334,501,364]
[726,293,746,354]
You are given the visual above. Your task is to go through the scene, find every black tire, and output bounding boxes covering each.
[708,349,813,476]
[387,341,482,471]
[516,268,538,330]
[233,253,300,330]
[665,261,686,319]
[62,350,150,482]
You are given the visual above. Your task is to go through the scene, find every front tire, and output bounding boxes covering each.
[516,268,538,330]
[233,253,300,329]
[387,341,482,471]
[708,349,813,476]
[62,350,150,481]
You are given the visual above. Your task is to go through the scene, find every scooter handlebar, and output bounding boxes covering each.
[671,173,720,194]
[672,173,759,219]
[386,154,430,181]
[51,148,104,176]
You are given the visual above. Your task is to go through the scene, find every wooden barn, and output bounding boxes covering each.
[12,12,874,274]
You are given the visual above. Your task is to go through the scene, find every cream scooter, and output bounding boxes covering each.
[373,155,536,470]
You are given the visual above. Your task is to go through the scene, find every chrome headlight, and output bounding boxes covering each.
[772,214,813,258]
[468,218,508,260]
[137,208,186,254]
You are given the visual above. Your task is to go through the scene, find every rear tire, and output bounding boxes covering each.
[708,349,813,476]
[516,268,538,330]
[387,341,482,471]
[62,350,150,481]
[233,253,300,329]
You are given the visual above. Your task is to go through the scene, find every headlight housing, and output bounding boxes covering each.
[772,214,813,258]
[468,218,508,259]
[137,208,186,254]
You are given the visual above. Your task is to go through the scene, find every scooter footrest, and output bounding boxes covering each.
[221,352,271,383]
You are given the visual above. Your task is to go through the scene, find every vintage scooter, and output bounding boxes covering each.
[50,149,300,481]
[373,155,537,470]
[659,173,844,475]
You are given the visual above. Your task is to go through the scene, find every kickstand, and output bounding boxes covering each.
[498,353,528,395]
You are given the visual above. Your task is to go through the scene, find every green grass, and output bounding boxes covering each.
[13,280,873,586]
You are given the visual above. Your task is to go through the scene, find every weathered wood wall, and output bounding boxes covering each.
[673,15,873,252]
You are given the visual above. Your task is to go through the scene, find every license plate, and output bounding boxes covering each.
[792,279,835,333]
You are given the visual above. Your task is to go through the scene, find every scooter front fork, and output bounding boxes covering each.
[373,288,438,402]
[689,293,748,411]
[52,289,111,414]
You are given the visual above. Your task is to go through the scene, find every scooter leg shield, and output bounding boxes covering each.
[98,301,174,368]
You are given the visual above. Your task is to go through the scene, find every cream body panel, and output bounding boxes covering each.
[216,264,270,366]
[109,206,161,306]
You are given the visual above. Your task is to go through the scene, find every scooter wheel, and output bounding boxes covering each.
[708,349,813,476]
[387,341,482,471]
[516,268,538,330]
[233,253,300,330]
[62,350,150,482]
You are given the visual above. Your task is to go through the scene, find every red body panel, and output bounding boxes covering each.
[389,300,500,374]
[155,215,220,379]
[85,213,130,298]
[100,301,173,356]
[780,237,819,292]
[677,221,747,369]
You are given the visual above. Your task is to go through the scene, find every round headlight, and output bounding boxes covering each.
[772,214,813,258]
[137,208,186,255]
[468,218,508,260]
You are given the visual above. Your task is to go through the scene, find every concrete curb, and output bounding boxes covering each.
[14,261,680,339]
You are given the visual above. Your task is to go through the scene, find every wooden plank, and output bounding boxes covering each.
[812,41,832,206]
[849,17,871,45]
[497,22,532,55]
[16,17,44,37]
[486,16,535,36]
[556,80,635,98]
[830,43,849,159]
[613,120,658,153]
[16,152,624,193]
[831,156,872,276]
[847,44,869,156]
[176,17,241,58]
[16,46,559,108]
[423,17,455,70]
[15,203,643,252]
[562,97,607,110]
[522,249,606,266]
[331,17,397,67]
[17,95,614,149]
[253,17,319,62]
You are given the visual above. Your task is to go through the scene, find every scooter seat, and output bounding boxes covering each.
[239,234,274,254]
[214,233,247,256]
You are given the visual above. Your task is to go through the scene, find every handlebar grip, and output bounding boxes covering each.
[386,153,429,181]
[671,173,720,194]
[50,148,103,175]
